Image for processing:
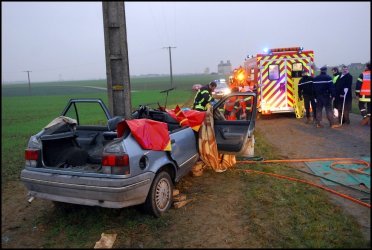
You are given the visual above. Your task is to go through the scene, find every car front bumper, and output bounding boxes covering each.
[20,169,155,208]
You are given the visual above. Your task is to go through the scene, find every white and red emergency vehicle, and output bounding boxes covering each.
[243,46,315,118]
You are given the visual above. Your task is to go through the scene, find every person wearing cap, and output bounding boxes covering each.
[355,62,371,125]
[298,70,316,124]
[335,65,353,125]
[313,66,341,128]
[192,81,217,111]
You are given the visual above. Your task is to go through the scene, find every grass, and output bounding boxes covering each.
[234,129,368,248]
[35,204,173,248]
[2,75,369,248]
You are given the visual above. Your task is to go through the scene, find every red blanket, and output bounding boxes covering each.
[117,119,171,151]
[167,105,206,132]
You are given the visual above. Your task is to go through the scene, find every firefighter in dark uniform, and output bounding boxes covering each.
[192,81,217,111]
[355,62,371,125]
[313,66,341,128]
[298,70,316,123]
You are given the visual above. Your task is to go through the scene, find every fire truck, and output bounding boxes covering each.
[243,46,315,118]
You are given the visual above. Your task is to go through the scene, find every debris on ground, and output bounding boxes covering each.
[191,161,204,176]
[173,199,194,209]
[172,189,193,208]
[173,194,187,202]
[173,189,180,196]
[94,233,117,249]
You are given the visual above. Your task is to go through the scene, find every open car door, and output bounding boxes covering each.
[212,92,257,157]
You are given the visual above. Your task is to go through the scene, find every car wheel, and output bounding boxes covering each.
[143,171,173,217]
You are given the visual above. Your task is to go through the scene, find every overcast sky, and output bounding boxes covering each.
[2,1,371,83]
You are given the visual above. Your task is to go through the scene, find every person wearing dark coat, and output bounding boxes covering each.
[192,81,217,111]
[298,70,316,123]
[313,66,341,128]
[335,65,353,125]
[332,67,342,117]
[332,67,341,85]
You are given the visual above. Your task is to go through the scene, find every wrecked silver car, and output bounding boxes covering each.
[21,92,256,217]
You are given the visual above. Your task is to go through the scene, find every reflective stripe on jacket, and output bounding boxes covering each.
[224,96,239,112]
[193,86,213,110]
[332,73,340,84]
[356,70,371,102]
[360,71,371,97]
[313,73,335,98]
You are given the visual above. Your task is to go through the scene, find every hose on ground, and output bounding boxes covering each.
[235,168,371,208]
[235,157,370,208]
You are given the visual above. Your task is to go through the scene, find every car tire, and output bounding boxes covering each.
[143,171,173,217]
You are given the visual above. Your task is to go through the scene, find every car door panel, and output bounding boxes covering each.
[169,127,198,169]
[213,92,257,155]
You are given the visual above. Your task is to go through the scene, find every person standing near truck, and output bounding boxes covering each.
[335,65,353,125]
[313,66,341,128]
[332,67,341,85]
[192,81,217,111]
[298,70,316,124]
[355,62,371,125]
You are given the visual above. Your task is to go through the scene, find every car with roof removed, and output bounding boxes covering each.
[21,92,257,217]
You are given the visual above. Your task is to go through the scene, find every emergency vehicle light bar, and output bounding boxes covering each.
[269,47,303,53]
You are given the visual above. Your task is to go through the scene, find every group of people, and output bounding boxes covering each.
[192,63,370,127]
[298,63,370,128]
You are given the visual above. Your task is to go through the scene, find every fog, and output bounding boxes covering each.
[2,2,370,83]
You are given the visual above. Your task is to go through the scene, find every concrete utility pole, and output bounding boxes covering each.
[163,46,176,88]
[102,2,132,119]
[23,70,32,95]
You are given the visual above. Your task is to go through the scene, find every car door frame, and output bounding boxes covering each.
[213,92,257,156]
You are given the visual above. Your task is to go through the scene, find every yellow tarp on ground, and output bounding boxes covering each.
[198,106,236,172]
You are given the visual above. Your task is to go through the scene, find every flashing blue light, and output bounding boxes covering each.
[263,48,269,53]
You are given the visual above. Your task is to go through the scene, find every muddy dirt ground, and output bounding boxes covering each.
[1,113,370,248]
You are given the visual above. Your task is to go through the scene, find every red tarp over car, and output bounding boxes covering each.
[167,105,206,132]
[117,119,171,151]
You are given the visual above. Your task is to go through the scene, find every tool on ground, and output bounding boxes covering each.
[332,99,338,118]
[340,88,348,125]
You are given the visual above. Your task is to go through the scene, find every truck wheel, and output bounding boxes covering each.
[143,171,173,217]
